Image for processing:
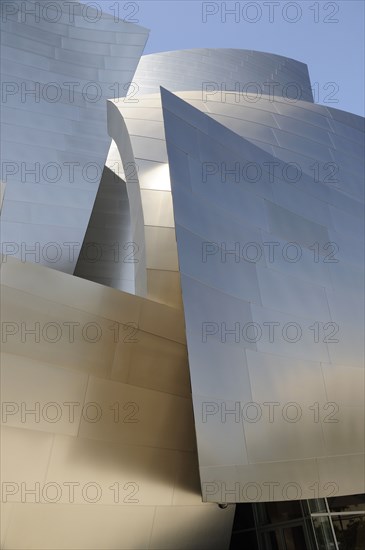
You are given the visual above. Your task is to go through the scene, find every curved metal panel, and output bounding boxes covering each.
[0,0,149,273]
[162,88,364,502]
[2,31,364,547]
[133,48,314,102]
[1,256,234,548]
[106,84,363,309]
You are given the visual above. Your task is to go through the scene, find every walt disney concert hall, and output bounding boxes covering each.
[1,1,364,548]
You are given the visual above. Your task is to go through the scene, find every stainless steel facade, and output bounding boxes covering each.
[1,3,364,548]
[161,87,364,503]
[133,48,314,101]
[0,0,149,273]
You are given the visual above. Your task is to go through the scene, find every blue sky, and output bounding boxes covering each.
[97,0,364,116]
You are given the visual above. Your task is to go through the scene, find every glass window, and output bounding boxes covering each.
[308,498,327,513]
[232,503,255,530]
[283,525,308,550]
[264,530,280,550]
[328,494,365,513]
[332,514,365,550]
[311,516,337,550]
[230,530,259,549]
[264,500,303,524]
[256,502,269,525]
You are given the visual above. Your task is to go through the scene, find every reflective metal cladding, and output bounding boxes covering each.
[0,0,149,273]
[161,85,364,503]
[1,5,364,548]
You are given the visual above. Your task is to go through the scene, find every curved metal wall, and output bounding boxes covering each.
[83,48,336,306]
[161,87,364,502]
[105,83,363,310]
[133,48,314,102]
[1,256,234,548]
[103,52,364,501]
[107,97,179,306]
[73,163,136,294]
[0,0,148,273]
[1,23,364,546]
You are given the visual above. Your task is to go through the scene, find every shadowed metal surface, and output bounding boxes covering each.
[73,165,136,293]
[1,256,234,548]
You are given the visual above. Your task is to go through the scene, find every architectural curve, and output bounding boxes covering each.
[161,87,364,502]
[103,85,363,309]
[1,15,364,548]
[1,255,234,548]
[0,0,148,273]
[133,48,314,102]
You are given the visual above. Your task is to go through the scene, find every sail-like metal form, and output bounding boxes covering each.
[161,87,364,503]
